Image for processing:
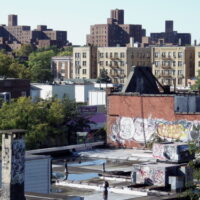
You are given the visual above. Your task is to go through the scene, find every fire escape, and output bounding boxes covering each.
[109,56,126,84]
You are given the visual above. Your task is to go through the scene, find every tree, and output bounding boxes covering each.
[28,50,55,82]
[57,46,73,56]
[97,68,112,83]
[0,51,14,77]
[0,97,90,149]
[9,62,31,79]
[14,44,35,57]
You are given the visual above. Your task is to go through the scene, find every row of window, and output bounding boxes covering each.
[75,68,87,75]
[154,69,184,76]
[75,52,87,58]
[161,78,183,85]
[155,61,183,67]
[99,52,125,58]
[99,60,125,67]
[154,52,183,58]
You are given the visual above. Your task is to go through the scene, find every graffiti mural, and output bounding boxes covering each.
[134,165,165,186]
[11,139,25,184]
[110,116,200,144]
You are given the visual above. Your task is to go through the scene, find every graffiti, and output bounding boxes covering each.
[110,116,200,143]
[11,139,25,185]
[135,165,165,186]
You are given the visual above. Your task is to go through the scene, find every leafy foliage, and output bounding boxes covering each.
[0,97,90,150]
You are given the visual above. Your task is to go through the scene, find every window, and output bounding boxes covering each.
[178,52,183,58]
[155,61,160,67]
[82,61,87,66]
[173,61,176,67]
[75,61,80,67]
[120,61,125,66]
[99,61,104,66]
[82,52,87,58]
[178,70,183,75]
[120,52,125,58]
[106,61,108,66]
[61,63,65,70]
[75,53,80,58]
[82,69,87,74]
[110,53,113,58]
[114,52,118,58]
[173,52,176,58]
[168,52,172,58]
[198,52,200,58]
[162,52,166,58]
[99,53,104,58]
[198,61,200,67]
[178,61,183,67]
[105,52,108,58]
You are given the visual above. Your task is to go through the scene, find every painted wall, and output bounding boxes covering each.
[108,95,200,148]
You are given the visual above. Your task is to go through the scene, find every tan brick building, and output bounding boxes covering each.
[194,46,200,77]
[151,46,195,87]
[97,47,151,84]
[73,46,97,79]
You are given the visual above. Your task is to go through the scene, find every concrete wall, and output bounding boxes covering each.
[107,94,200,148]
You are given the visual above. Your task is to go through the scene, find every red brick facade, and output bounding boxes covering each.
[107,94,200,148]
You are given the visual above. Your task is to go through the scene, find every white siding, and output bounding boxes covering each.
[89,90,106,106]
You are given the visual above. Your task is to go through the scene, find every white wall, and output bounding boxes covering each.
[31,83,97,103]
[89,90,106,106]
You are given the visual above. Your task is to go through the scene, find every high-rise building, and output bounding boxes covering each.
[150,21,191,46]
[165,20,173,33]
[8,14,18,26]
[0,14,68,51]
[110,9,124,24]
[86,9,145,47]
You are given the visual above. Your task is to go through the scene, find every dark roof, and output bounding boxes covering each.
[122,66,160,94]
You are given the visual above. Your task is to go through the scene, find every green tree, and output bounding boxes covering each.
[9,62,31,79]
[14,44,35,57]
[0,51,14,77]
[28,50,55,82]
[97,68,112,83]
[57,46,73,56]
[0,97,90,149]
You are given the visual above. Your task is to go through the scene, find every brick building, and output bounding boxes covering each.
[0,15,68,51]
[0,78,30,98]
[107,67,200,148]
[107,93,200,148]
[86,9,145,47]
[150,20,191,46]
[73,46,97,79]
[51,56,73,80]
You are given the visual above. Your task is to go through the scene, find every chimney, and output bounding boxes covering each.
[1,129,26,200]
[129,37,134,47]
[178,38,182,46]
[194,40,197,46]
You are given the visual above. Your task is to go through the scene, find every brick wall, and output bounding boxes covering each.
[107,94,200,148]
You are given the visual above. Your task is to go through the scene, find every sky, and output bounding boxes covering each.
[1,0,200,45]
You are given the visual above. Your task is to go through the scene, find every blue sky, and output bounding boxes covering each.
[1,0,199,45]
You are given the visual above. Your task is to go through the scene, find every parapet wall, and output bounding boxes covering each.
[107,94,200,148]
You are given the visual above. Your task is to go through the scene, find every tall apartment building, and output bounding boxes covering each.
[51,56,73,81]
[86,9,145,47]
[150,21,191,46]
[73,46,97,79]
[194,46,200,77]
[97,47,151,84]
[151,46,195,87]
[0,15,68,51]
